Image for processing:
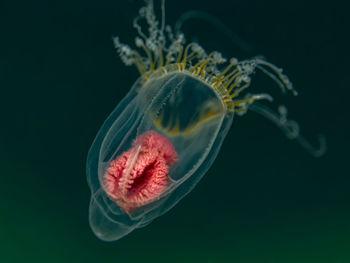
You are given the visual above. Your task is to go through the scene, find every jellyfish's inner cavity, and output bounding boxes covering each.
[104,130,178,212]
[152,73,224,134]
[139,72,226,182]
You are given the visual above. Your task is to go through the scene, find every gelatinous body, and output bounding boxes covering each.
[87,0,325,241]
[87,71,233,241]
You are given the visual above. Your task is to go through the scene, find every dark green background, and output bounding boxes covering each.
[1,0,349,262]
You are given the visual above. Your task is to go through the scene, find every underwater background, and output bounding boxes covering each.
[1,0,349,262]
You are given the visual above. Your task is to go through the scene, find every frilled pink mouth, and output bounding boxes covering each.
[104,130,178,212]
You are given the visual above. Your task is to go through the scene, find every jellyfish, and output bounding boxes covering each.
[86,0,326,241]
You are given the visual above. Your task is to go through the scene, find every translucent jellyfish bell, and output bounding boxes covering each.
[87,71,231,241]
[86,0,326,241]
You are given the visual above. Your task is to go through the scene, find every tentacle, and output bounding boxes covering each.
[249,102,327,157]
